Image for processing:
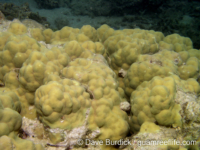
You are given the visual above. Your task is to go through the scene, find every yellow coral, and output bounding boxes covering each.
[163,33,193,51]
[30,28,45,41]
[43,28,53,44]
[129,76,182,132]
[19,47,70,92]
[80,25,97,41]
[35,79,91,129]
[0,34,41,81]
[8,22,27,35]
[0,20,200,150]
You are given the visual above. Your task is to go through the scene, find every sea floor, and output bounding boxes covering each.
[7,0,126,29]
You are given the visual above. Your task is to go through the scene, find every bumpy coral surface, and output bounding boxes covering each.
[0,18,199,150]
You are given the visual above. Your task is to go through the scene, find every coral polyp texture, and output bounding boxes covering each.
[0,18,199,150]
